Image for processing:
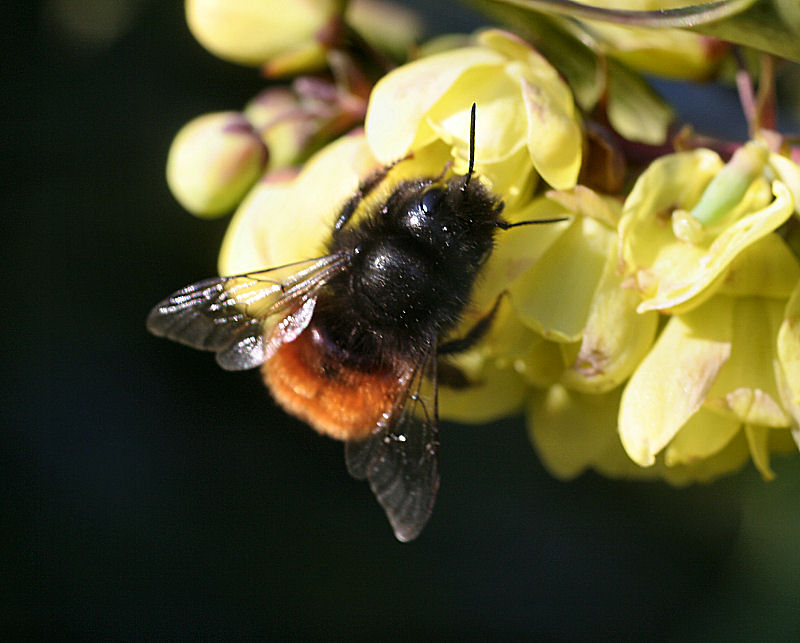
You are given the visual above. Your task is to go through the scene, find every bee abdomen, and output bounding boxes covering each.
[263,327,406,441]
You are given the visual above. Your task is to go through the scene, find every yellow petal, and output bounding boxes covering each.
[561,238,658,393]
[528,384,753,484]
[744,424,776,480]
[425,66,528,164]
[438,362,527,424]
[718,234,800,299]
[478,29,576,114]
[218,171,295,275]
[659,431,750,485]
[513,334,566,388]
[664,408,741,466]
[468,146,538,211]
[619,298,733,466]
[705,298,790,427]
[768,152,800,216]
[519,74,583,189]
[510,216,614,342]
[219,133,378,276]
[620,148,794,313]
[471,196,571,311]
[365,46,505,162]
[777,278,800,413]
[545,186,622,229]
[269,133,380,266]
[527,385,627,480]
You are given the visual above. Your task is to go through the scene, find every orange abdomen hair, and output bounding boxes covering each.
[262,329,405,441]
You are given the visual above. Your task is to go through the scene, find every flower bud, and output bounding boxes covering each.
[185,0,340,70]
[345,0,422,61]
[167,111,267,218]
[690,141,768,225]
[245,88,314,170]
[584,22,728,81]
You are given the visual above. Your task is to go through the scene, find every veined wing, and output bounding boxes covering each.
[146,254,347,370]
[345,342,440,542]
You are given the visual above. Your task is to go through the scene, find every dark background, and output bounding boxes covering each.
[4,1,800,639]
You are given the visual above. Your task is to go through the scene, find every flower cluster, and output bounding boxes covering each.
[165,0,800,484]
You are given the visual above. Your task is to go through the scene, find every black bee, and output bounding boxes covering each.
[148,104,565,541]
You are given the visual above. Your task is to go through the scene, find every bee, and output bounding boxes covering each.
[148,104,565,541]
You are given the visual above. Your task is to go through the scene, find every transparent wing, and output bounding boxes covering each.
[345,343,440,542]
[146,254,346,371]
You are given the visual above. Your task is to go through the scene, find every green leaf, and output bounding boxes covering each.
[482,0,800,62]
[691,0,800,63]
[485,0,757,28]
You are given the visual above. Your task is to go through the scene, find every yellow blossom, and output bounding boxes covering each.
[484,189,657,394]
[777,279,800,452]
[619,232,800,478]
[618,144,796,314]
[527,384,754,484]
[365,29,582,204]
[437,186,657,422]
[169,1,800,493]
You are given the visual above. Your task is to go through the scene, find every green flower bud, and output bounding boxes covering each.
[690,141,768,225]
[167,111,268,218]
[345,0,422,61]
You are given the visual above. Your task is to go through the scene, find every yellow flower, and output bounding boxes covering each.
[618,143,797,314]
[365,29,583,205]
[166,111,268,218]
[484,188,657,394]
[527,384,755,484]
[436,187,657,422]
[618,234,800,479]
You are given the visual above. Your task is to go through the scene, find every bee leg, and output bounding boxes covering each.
[438,292,506,356]
[333,153,413,234]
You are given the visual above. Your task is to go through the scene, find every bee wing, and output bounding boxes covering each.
[146,254,346,371]
[345,344,440,542]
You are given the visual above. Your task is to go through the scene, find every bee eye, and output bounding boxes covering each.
[420,187,445,214]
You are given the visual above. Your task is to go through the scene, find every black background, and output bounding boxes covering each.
[4,1,800,639]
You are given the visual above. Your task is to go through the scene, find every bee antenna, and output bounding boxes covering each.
[496,217,570,230]
[464,103,476,187]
